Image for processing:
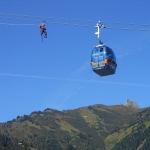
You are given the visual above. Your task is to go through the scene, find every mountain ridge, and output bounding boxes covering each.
[1,103,150,150]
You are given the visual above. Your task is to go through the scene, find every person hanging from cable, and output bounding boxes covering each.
[39,21,47,38]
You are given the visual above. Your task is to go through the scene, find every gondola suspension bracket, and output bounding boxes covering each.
[95,21,105,45]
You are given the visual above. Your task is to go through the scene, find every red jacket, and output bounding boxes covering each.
[39,24,46,30]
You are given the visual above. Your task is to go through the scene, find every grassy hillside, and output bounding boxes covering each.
[1,104,149,150]
[105,107,150,150]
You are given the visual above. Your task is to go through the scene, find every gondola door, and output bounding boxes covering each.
[98,47,104,68]
[93,48,104,68]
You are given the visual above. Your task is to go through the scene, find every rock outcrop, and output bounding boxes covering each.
[126,99,140,109]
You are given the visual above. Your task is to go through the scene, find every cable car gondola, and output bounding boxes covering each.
[90,22,117,76]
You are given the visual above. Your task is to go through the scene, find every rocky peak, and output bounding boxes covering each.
[126,99,140,109]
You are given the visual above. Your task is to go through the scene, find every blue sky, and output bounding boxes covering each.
[0,0,150,122]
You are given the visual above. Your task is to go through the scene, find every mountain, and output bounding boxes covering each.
[0,104,150,150]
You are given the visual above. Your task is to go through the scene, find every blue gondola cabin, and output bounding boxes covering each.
[90,44,117,76]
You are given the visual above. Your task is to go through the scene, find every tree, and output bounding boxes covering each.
[24,143,31,150]
[67,144,76,150]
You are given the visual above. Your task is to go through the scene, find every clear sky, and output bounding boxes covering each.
[0,0,150,123]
